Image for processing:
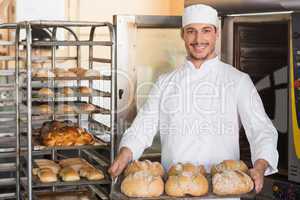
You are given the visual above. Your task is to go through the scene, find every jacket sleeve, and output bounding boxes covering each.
[237,74,279,175]
[118,76,163,160]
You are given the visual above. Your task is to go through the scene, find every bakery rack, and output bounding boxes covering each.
[15,21,116,200]
[0,23,20,200]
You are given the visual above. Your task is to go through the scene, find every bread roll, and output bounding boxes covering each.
[57,104,76,113]
[168,163,206,176]
[59,167,80,182]
[79,86,93,95]
[212,170,254,196]
[54,68,76,77]
[80,104,96,112]
[79,166,104,180]
[38,104,53,114]
[165,172,208,197]
[37,168,57,183]
[68,67,87,77]
[38,88,54,97]
[211,160,249,176]
[121,171,164,197]
[124,160,164,177]
[61,87,74,96]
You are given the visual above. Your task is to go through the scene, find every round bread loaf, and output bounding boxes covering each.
[80,104,96,112]
[62,87,74,96]
[124,160,164,177]
[212,170,254,196]
[211,160,249,176]
[121,171,164,197]
[68,67,87,77]
[165,172,208,197]
[168,163,206,176]
[35,70,55,78]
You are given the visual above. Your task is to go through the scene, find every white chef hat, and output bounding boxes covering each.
[182,4,218,28]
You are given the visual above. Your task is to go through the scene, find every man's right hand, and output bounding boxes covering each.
[108,147,133,178]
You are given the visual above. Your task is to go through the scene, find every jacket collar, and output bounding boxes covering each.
[185,56,219,73]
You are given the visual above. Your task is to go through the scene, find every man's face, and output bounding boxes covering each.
[182,23,218,63]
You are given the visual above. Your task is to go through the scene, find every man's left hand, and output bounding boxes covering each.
[249,159,269,193]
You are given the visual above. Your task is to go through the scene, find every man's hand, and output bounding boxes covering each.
[249,159,269,193]
[108,147,133,178]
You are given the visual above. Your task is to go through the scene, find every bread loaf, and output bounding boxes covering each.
[61,87,74,96]
[80,104,96,112]
[212,170,254,196]
[38,104,53,114]
[68,67,87,77]
[211,160,249,176]
[37,168,58,183]
[79,86,93,95]
[59,167,80,182]
[54,68,76,77]
[165,172,209,197]
[124,160,164,177]
[34,159,61,174]
[35,69,55,78]
[57,104,76,113]
[168,163,206,176]
[38,88,54,97]
[121,171,164,197]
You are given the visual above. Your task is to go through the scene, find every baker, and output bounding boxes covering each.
[109,3,278,196]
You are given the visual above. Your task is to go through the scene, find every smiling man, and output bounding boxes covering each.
[109,4,279,197]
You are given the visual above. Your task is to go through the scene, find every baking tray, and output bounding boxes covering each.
[31,187,101,200]
[31,135,108,151]
[31,75,111,81]
[110,175,256,200]
[29,87,111,100]
[29,101,110,116]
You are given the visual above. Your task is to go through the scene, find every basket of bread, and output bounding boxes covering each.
[111,159,255,199]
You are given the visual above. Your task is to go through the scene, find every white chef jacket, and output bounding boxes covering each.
[119,56,278,178]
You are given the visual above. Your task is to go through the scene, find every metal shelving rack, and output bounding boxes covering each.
[15,21,116,200]
[0,23,19,200]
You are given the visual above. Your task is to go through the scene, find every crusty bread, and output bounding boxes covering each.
[124,160,164,177]
[168,163,206,176]
[59,158,86,171]
[38,88,54,97]
[79,86,93,95]
[165,172,209,197]
[38,104,53,114]
[54,68,76,77]
[59,167,80,182]
[121,171,164,197]
[37,168,57,183]
[212,170,254,196]
[211,160,249,176]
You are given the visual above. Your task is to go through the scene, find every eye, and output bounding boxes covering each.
[202,29,212,34]
[186,29,196,34]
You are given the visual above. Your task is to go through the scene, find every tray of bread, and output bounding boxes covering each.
[31,158,109,187]
[30,101,110,116]
[30,87,110,99]
[33,188,99,200]
[31,120,107,151]
[110,160,256,200]
[32,67,111,81]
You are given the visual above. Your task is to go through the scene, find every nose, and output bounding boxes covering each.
[193,30,204,43]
